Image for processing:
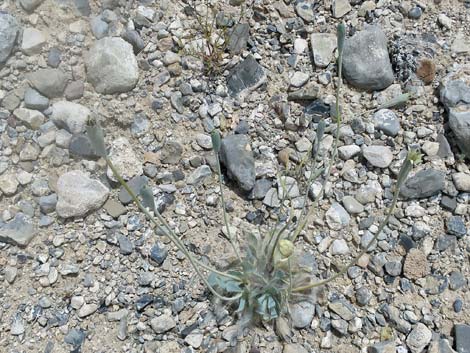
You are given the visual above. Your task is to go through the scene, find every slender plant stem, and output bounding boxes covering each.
[106,157,241,301]
[214,154,243,263]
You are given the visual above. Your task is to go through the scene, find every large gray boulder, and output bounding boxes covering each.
[220,134,255,192]
[85,37,139,94]
[342,25,394,91]
[56,170,109,218]
[0,13,20,63]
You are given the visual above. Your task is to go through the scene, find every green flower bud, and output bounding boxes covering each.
[278,239,294,258]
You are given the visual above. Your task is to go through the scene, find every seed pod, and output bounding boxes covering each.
[278,239,294,258]
[337,22,346,56]
[211,130,221,153]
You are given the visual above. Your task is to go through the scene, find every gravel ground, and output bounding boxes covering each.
[0,0,470,352]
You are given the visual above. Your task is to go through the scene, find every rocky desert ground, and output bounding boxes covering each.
[0,0,470,352]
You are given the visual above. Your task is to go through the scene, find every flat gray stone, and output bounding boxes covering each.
[27,69,68,98]
[0,213,37,247]
[400,169,445,200]
[227,55,266,98]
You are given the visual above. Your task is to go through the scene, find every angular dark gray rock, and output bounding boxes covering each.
[342,25,394,91]
[24,88,49,111]
[448,106,470,158]
[227,55,266,98]
[399,169,445,199]
[220,134,256,192]
[0,213,37,247]
[228,23,250,54]
[455,324,470,353]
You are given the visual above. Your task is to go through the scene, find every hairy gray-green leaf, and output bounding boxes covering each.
[86,124,107,157]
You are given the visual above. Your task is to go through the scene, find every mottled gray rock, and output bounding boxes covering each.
[24,88,49,110]
[122,29,145,54]
[326,202,350,230]
[19,0,45,12]
[64,81,84,100]
[27,69,68,98]
[56,170,109,218]
[362,145,393,168]
[73,0,91,16]
[342,195,364,214]
[187,165,212,185]
[290,301,315,329]
[0,213,37,247]
[311,33,337,68]
[277,176,300,199]
[227,55,266,98]
[440,69,470,108]
[47,47,61,67]
[78,303,99,318]
[439,66,470,158]
[338,145,361,160]
[0,13,19,63]
[21,27,46,55]
[118,176,148,205]
[448,106,470,158]
[228,23,249,54]
[85,37,139,94]
[373,109,400,136]
[69,134,100,159]
[107,137,142,182]
[150,313,176,333]
[39,194,57,214]
[13,108,45,130]
[367,340,396,353]
[332,0,352,18]
[295,1,315,22]
[249,178,272,200]
[343,25,394,91]
[406,323,432,353]
[220,134,255,192]
[328,299,355,321]
[90,16,108,39]
[284,344,309,353]
[453,172,470,192]
[0,173,19,196]
[455,324,470,353]
[400,169,445,199]
[330,239,350,255]
[51,101,90,134]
